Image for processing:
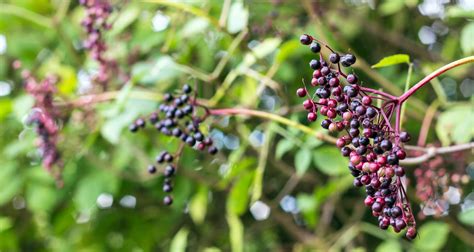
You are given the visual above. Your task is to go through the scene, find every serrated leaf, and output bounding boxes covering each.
[275,139,294,159]
[226,2,248,34]
[295,148,311,175]
[461,22,474,55]
[414,222,449,251]
[169,228,189,252]
[313,147,347,176]
[372,54,410,68]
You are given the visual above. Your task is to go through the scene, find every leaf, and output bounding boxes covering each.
[372,54,410,68]
[275,139,294,159]
[0,217,13,232]
[26,183,59,213]
[226,2,248,34]
[295,148,311,175]
[74,169,119,213]
[189,185,208,224]
[379,0,405,16]
[131,56,179,85]
[313,147,347,176]
[109,5,140,36]
[12,95,34,122]
[226,171,254,216]
[458,209,474,226]
[180,18,209,38]
[226,213,243,252]
[414,222,449,251]
[461,22,474,55]
[169,228,189,252]
[376,240,402,252]
[436,104,474,146]
[0,98,12,121]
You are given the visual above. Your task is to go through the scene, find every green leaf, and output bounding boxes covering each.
[313,147,347,176]
[12,95,34,122]
[436,104,474,146]
[226,213,243,252]
[180,18,209,38]
[0,217,13,232]
[295,148,311,175]
[379,0,405,16]
[414,222,449,251]
[458,209,474,226]
[169,228,189,252]
[376,240,402,252]
[74,169,119,213]
[372,54,410,68]
[275,139,294,159]
[109,5,140,36]
[461,22,474,55]
[131,56,179,85]
[226,171,254,216]
[0,98,12,121]
[226,2,248,34]
[189,185,208,224]
[26,183,59,213]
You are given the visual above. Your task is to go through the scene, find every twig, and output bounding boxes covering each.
[401,142,474,165]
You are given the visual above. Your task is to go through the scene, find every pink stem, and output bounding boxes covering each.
[398,56,474,103]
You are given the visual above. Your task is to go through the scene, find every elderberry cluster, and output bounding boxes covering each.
[79,0,115,87]
[299,34,417,239]
[23,72,62,172]
[129,84,218,205]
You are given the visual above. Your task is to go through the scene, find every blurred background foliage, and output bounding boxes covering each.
[0,0,473,251]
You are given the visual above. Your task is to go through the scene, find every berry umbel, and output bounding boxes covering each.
[129,84,218,205]
[299,34,417,240]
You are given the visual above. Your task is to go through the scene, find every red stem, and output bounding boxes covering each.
[398,56,474,103]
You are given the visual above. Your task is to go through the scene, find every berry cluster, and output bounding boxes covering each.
[299,34,417,239]
[129,84,218,205]
[414,152,469,218]
[79,0,116,88]
[23,71,62,174]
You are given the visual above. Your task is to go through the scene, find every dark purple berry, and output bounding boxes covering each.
[183,84,192,93]
[329,53,340,63]
[399,132,411,142]
[148,165,157,174]
[309,59,320,70]
[164,165,176,177]
[163,195,173,205]
[208,146,218,155]
[310,42,321,53]
[300,34,312,45]
[296,88,307,97]
[347,74,358,84]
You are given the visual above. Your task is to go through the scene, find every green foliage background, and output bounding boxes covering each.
[0,0,473,251]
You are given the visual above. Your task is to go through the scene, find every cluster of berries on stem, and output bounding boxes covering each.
[129,84,218,205]
[79,0,116,89]
[23,70,63,181]
[299,34,417,239]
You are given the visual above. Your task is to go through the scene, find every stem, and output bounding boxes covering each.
[399,62,413,130]
[401,142,474,165]
[209,108,336,143]
[398,56,474,103]
[359,87,396,100]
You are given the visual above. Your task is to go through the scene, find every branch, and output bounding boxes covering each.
[401,142,474,165]
[398,56,474,103]
[209,108,337,143]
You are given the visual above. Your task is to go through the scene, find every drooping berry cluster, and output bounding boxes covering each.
[414,151,469,218]
[23,71,62,174]
[129,84,218,205]
[299,34,417,239]
[79,0,116,88]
